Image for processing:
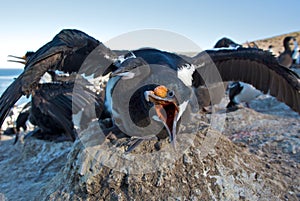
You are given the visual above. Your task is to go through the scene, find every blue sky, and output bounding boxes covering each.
[0,0,299,68]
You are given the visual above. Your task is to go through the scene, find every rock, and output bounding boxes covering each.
[0,94,299,200]
[0,137,72,201]
[38,120,297,200]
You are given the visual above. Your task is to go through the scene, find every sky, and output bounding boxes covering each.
[0,0,299,68]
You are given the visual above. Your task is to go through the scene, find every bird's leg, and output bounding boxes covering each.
[105,125,127,139]
[13,128,19,145]
[126,138,144,153]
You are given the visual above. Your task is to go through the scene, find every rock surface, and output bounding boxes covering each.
[0,95,299,201]
[0,136,72,201]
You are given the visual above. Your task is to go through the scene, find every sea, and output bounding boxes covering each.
[0,68,29,105]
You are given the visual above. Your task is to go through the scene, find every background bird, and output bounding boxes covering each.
[226,81,262,111]
[278,36,298,68]
[0,29,116,133]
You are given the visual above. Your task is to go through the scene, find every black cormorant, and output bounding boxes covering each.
[0,29,115,132]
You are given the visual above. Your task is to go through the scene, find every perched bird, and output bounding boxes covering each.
[226,81,262,110]
[105,56,194,151]
[278,36,298,68]
[247,41,259,49]
[0,29,116,133]
[2,30,300,152]
[3,102,31,143]
[102,48,197,122]
[268,45,274,55]
[213,37,240,49]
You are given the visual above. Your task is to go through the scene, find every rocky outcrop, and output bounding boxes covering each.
[38,118,297,200]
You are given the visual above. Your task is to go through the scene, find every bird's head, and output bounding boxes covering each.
[283,36,296,51]
[214,37,241,49]
[144,85,180,145]
[7,51,35,65]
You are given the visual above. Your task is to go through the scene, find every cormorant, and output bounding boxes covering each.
[104,56,193,151]
[2,102,32,143]
[213,37,240,49]
[278,36,298,68]
[247,41,259,49]
[0,29,116,133]
[226,81,262,110]
[268,45,274,55]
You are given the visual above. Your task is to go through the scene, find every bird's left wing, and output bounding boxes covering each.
[192,48,300,113]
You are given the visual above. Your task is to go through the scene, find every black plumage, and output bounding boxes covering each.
[0,29,115,130]
[27,81,102,141]
[226,82,243,109]
[213,37,240,48]
[193,48,300,113]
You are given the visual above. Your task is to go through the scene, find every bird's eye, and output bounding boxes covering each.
[168,90,174,98]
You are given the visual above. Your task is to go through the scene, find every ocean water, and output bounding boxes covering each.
[0,68,29,105]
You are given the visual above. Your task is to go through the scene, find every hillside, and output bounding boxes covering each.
[244,31,300,56]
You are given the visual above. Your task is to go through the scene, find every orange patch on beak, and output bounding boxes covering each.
[154,85,168,98]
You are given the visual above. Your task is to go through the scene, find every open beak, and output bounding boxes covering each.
[7,55,27,64]
[144,86,179,148]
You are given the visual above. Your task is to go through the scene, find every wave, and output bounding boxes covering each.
[0,76,17,80]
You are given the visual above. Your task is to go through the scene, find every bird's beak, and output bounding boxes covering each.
[144,86,179,148]
[7,55,27,64]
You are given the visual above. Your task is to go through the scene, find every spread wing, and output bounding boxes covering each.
[192,48,300,112]
[0,29,113,128]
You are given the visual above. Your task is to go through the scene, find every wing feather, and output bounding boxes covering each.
[192,48,300,113]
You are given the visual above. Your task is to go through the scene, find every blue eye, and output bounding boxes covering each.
[168,90,174,97]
